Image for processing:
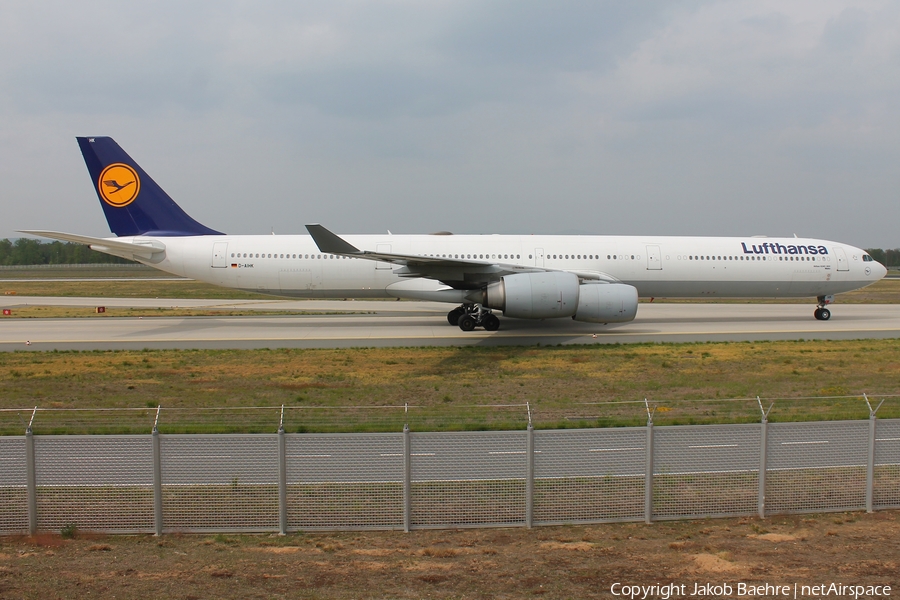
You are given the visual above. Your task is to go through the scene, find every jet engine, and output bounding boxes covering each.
[474,272,638,323]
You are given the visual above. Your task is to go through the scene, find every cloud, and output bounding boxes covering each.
[1,0,899,247]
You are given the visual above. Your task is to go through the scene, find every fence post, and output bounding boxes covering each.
[757,397,772,520]
[644,399,654,525]
[25,418,37,536]
[278,406,288,535]
[865,394,883,514]
[403,424,411,533]
[526,422,534,529]
[151,407,163,536]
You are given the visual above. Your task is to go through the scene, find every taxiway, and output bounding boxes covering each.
[2,297,899,350]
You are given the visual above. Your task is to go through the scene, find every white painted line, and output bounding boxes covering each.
[781,441,828,445]
[688,444,739,449]
[379,453,402,457]
[171,455,232,459]
[876,438,900,442]
[589,447,644,452]
[489,451,525,455]
[411,453,435,456]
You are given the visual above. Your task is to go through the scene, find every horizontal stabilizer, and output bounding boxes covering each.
[18,230,166,258]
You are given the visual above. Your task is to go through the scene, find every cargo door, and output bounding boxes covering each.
[534,248,545,268]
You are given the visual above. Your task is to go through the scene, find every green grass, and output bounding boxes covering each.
[1,340,898,434]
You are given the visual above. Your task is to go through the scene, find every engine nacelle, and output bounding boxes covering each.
[478,272,638,323]
[572,282,639,323]
[484,272,580,319]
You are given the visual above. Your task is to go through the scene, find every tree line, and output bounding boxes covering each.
[0,238,135,265]
[863,249,900,268]
[1,237,899,267]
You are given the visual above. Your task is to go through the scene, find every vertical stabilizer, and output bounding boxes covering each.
[77,136,223,237]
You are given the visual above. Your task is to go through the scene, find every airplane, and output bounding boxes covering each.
[21,137,887,331]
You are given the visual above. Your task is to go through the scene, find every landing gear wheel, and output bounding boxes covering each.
[815,307,831,321]
[447,307,464,326]
[482,313,500,331]
[458,314,477,331]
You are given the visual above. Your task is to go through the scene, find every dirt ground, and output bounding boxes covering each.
[1,510,897,599]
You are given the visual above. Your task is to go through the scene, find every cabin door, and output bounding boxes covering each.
[211,242,228,268]
[646,245,662,270]
[375,244,392,270]
[833,247,849,271]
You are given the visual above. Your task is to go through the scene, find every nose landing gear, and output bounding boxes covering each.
[814,307,831,321]
[447,304,500,331]
[814,295,833,321]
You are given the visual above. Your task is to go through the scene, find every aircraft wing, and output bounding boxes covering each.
[306,224,619,288]
[18,230,166,259]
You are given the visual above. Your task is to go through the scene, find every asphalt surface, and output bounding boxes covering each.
[2,297,900,350]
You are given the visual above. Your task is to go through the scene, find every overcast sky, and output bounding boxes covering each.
[2,1,898,248]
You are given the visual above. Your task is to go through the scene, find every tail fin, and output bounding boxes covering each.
[77,137,223,237]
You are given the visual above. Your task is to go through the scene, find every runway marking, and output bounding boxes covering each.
[688,444,739,449]
[488,451,525,455]
[171,455,232,459]
[876,438,900,442]
[781,440,829,445]
[589,447,644,452]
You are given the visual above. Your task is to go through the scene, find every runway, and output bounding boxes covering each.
[2,296,900,350]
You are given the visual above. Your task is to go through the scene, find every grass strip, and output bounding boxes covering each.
[0,339,898,434]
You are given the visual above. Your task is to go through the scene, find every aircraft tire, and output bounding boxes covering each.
[818,308,831,321]
[482,313,500,331]
[447,307,464,326]
[458,314,477,331]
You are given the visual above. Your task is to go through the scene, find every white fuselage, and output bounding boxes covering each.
[121,233,885,301]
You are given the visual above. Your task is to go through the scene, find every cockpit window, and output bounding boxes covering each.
[863,255,873,262]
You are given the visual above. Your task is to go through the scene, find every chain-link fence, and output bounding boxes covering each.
[2,415,898,535]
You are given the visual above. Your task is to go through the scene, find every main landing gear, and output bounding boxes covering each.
[447,304,500,331]
[814,295,832,321]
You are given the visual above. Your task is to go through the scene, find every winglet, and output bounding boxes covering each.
[305,224,362,254]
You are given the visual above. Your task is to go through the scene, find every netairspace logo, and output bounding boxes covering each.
[609,581,892,599]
